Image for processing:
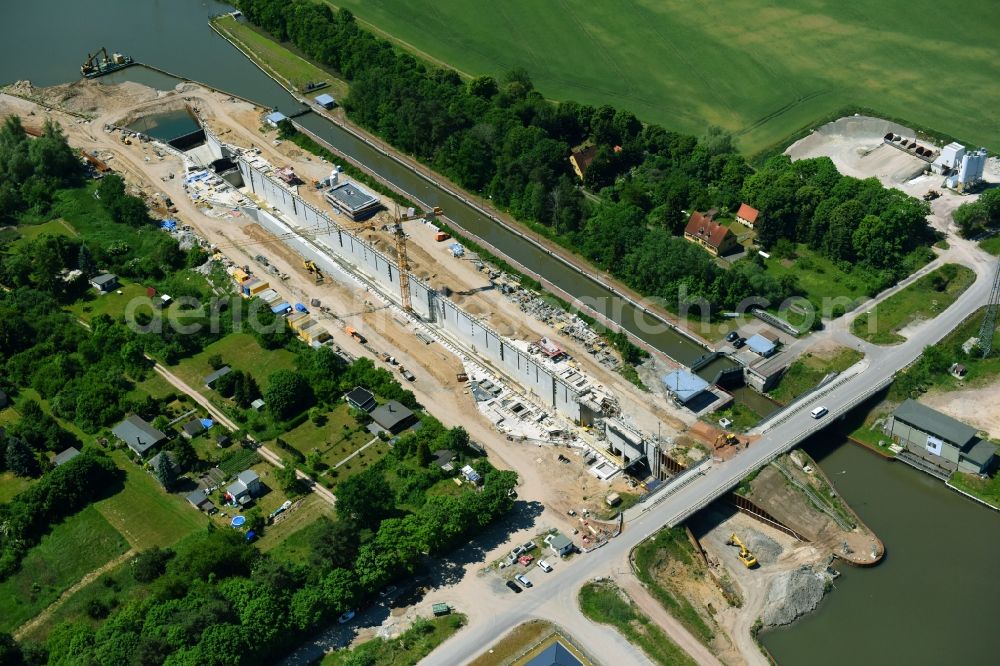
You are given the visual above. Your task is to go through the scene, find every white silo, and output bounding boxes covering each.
[330,169,339,186]
[958,148,987,186]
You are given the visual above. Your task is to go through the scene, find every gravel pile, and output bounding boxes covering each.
[744,531,782,565]
[761,565,829,627]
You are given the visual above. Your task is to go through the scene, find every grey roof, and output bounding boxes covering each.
[186,489,213,508]
[547,533,573,551]
[112,415,166,455]
[326,181,378,214]
[893,399,978,446]
[370,400,416,432]
[661,370,710,403]
[91,273,117,287]
[265,111,287,124]
[182,419,205,436]
[746,333,777,355]
[314,93,335,106]
[961,439,997,467]
[53,447,81,466]
[237,470,259,485]
[204,366,232,386]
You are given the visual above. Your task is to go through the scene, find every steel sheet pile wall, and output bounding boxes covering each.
[236,155,583,421]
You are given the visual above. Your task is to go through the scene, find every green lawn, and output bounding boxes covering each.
[212,15,348,99]
[324,0,1000,155]
[0,471,35,503]
[578,580,697,666]
[0,505,129,633]
[980,235,1000,256]
[763,245,875,313]
[95,451,207,549]
[708,401,763,433]
[274,403,385,475]
[172,332,297,395]
[852,264,976,344]
[17,218,79,242]
[770,347,864,403]
[70,281,153,323]
[950,471,1000,510]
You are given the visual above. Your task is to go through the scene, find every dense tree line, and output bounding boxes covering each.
[953,188,1000,238]
[742,155,935,274]
[237,1,945,314]
[0,449,123,580]
[0,116,82,220]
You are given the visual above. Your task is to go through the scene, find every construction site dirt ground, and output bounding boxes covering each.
[0,78,673,534]
[689,509,829,666]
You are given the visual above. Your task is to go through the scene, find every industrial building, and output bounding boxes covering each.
[662,370,710,405]
[314,93,336,109]
[932,142,988,190]
[324,181,381,221]
[264,111,287,127]
[885,399,996,474]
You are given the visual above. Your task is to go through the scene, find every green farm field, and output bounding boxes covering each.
[326,0,1000,154]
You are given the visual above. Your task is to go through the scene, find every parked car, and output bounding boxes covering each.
[726,331,740,342]
[538,560,553,573]
[505,580,522,594]
[733,337,747,349]
[337,610,355,624]
[515,574,532,588]
[518,555,534,566]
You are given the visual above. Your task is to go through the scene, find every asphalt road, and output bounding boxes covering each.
[423,238,996,665]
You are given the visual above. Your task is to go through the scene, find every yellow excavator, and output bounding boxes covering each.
[715,432,741,450]
[302,259,324,283]
[727,534,758,568]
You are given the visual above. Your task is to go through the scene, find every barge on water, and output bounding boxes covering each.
[81,47,134,78]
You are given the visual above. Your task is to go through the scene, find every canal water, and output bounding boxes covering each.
[126,107,200,142]
[5,3,996,664]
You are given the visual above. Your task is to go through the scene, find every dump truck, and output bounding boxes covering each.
[399,367,415,381]
[727,534,758,568]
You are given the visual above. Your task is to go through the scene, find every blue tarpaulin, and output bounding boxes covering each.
[160,219,177,231]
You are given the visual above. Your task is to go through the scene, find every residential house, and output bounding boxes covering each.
[461,464,482,485]
[886,399,996,474]
[545,532,574,557]
[53,447,81,466]
[226,470,262,506]
[181,419,205,440]
[186,488,216,513]
[683,211,739,256]
[204,366,232,388]
[735,203,760,229]
[112,415,167,457]
[370,400,417,434]
[90,273,119,292]
[344,386,377,412]
[569,145,598,181]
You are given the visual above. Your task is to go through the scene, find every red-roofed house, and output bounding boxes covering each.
[569,145,598,180]
[683,211,739,257]
[736,203,760,229]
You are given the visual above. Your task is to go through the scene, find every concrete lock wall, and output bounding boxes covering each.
[236,156,583,421]
[237,156,435,320]
[436,297,582,421]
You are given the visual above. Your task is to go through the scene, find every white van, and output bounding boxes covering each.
[538,560,553,573]
[810,406,829,419]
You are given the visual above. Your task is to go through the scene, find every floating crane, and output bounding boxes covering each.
[727,533,758,568]
[80,48,134,78]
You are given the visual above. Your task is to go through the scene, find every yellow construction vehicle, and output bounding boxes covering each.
[727,534,758,568]
[303,259,318,273]
[715,432,741,450]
